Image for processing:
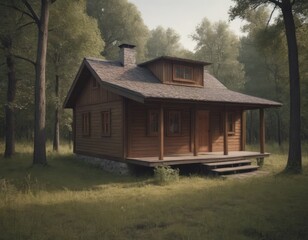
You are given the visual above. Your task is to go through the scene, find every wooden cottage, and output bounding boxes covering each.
[64,44,281,173]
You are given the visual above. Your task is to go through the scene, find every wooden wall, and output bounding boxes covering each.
[210,110,242,152]
[127,101,191,158]
[146,59,204,87]
[75,76,123,158]
[73,75,242,159]
[127,102,242,158]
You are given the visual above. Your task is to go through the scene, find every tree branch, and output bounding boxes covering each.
[0,3,35,22]
[17,21,36,30]
[21,0,40,25]
[14,54,36,66]
[266,5,278,28]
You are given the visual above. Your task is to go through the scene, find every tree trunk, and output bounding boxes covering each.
[276,111,281,146]
[4,50,16,158]
[33,0,50,165]
[53,74,60,151]
[281,0,302,172]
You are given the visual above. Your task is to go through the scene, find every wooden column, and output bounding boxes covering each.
[241,110,246,151]
[223,109,228,155]
[193,105,198,156]
[259,108,265,154]
[159,104,164,160]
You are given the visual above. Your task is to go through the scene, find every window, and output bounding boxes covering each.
[228,113,235,135]
[148,110,159,136]
[82,112,91,136]
[101,110,111,136]
[173,65,193,82]
[167,111,181,136]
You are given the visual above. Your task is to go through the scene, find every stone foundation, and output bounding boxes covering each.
[76,154,130,175]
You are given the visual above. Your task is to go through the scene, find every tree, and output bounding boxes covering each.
[0,0,36,158]
[146,26,182,59]
[48,0,104,151]
[13,0,56,165]
[239,7,289,145]
[230,0,303,173]
[87,0,149,61]
[192,18,244,90]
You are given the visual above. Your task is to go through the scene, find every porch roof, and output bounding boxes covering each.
[64,57,282,109]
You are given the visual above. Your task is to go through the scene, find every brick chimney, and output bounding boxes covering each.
[119,43,136,67]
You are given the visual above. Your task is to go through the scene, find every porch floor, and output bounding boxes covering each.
[125,151,269,167]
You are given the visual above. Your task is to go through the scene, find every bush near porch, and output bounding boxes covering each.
[0,142,308,240]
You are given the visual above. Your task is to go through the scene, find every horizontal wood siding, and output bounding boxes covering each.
[128,101,158,157]
[211,111,241,152]
[74,75,123,158]
[127,101,191,158]
[76,76,121,107]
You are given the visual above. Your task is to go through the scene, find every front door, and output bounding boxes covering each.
[198,110,209,152]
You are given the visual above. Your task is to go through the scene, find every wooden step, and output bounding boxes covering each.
[211,165,259,174]
[202,160,252,167]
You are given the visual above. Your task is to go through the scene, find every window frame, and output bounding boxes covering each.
[167,110,182,136]
[147,109,159,136]
[227,112,235,135]
[173,64,194,83]
[82,112,91,137]
[101,110,111,137]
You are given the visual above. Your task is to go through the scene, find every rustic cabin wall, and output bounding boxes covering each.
[127,101,191,158]
[146,60,164,82]
[211,110,242,151]
[145,60,204,86]
[74,76,123,158]
[127,101,158,157]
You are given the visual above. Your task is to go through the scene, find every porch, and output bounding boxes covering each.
[125,151,269,167]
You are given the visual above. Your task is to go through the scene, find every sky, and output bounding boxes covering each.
[129,0,245,51]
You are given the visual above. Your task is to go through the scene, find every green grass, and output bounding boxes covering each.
[0,142,308,240]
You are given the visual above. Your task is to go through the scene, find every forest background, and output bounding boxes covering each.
[0,0,307,154]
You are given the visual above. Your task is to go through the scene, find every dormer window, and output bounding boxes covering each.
[173,64,193,82]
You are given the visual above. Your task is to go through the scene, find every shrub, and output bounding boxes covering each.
[154,166,179,185]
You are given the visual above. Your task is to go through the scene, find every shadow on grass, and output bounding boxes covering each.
[0,152,153,192]
[1,171,308,240]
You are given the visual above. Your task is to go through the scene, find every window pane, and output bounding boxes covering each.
[174,65,193,81]
[168,111,181,135]
[148,110,159,136]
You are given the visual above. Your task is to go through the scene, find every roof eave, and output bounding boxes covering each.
[63,59,88,109]
[139,56,211,67]
[144,97,282,109]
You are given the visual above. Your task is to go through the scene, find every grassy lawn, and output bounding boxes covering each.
[0,143,308,240]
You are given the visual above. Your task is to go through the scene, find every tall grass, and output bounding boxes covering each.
[0,142,308,239]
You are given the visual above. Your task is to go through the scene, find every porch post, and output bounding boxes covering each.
[223,108,228,155]
[159,104,164,160]
[193,105,198,156]
[259,108,265,154]
[241,110,246,151]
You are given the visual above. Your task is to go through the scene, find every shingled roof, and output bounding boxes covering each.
[64,57,281,109]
